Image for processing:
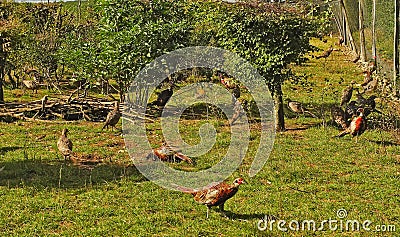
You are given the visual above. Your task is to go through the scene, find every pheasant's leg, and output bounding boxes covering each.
[219,203,227,217]
[206,206,211,219]
[219,203,225,212]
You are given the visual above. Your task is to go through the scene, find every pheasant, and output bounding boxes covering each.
[147,143,193,164]
[331,106,348,129]
[337,36,344,46]
[344,101,358,120]
[363,95,380,117]
[57,128,73,160]
[102,101,121,131]
[340,81,355,107]
[334,108,367,142]
[219,73,236,90]
[230,99,247,125]
[350,54,360,63]
[231,85,241,104]
[355,94,379,117]
[286,99,317,118]
[178,178,245,218]
[364,60,376,74]
[153,88,173,107]
[315,45,333,59]
[356,92,369,103]
[22,80,38,93]
[361,71,373,87]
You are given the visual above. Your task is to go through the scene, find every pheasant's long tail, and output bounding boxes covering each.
[334,129,350,138]
[338,119,349,130]
[173,185,197,195]
[304,110,318,118]
[175,153,193,164]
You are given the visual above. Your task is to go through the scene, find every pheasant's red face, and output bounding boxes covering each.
[234,178,245,185]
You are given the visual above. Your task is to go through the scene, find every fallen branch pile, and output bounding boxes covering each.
[0,95,114,122]
[0,95,155,123]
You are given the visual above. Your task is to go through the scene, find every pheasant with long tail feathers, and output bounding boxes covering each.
[147,144,193,164]
[334,108,367,142]
[178,178,245,218]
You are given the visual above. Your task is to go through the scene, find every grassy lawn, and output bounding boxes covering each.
[0,37,399,236]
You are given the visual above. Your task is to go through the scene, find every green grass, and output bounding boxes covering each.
[0,37,399,236]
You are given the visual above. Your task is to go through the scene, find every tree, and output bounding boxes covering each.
[94,0,322,130]
[0,2,20,103]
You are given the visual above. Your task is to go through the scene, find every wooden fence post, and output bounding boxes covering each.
[359,0,367,62]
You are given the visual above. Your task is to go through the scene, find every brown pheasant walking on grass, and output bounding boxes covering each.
[178,178,245,218]
[102,101,121,131]
[147,143,193,164]
[57,128,73,160]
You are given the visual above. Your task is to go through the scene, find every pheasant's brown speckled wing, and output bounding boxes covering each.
[105,110,121,127]
[57,135,72,156]
[193,182,238,206]
[153,146,170,161]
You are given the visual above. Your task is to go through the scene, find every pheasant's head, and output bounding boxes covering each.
[233,178,245,187]
[62,128,69,136]
[357,108,364,116]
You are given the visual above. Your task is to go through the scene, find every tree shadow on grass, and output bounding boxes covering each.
[0,160,147,189]
[367,140,400,146]
[0,146,23,156]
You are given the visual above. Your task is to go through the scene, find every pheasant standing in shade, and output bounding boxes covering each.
[331,106,348,129]
[334,108,367,142]
[286,99,317,118]
[363,95,379,117]
[102,101,121,131]
[153,87,173,107]
[340,81,355,107]
[178,178,245,218]
[315,45,333,60]
[147,143,193,164]
[57,128,73,160]
[345,101,358,120]
[230,99,247,125]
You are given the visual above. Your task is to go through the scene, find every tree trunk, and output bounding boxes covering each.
[359,0,367,62]
[119,79,124,102]
[395,0,399,96]
[0,76,4,104]
[0,39,5,103]
[272,84,285,132]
